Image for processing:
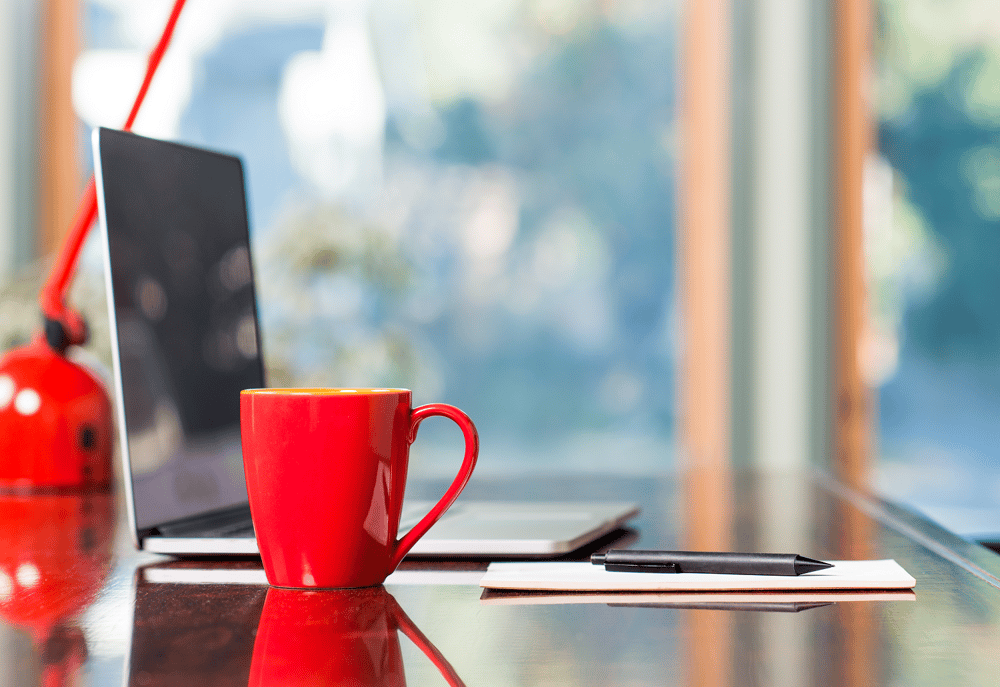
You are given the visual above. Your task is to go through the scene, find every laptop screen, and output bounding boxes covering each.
[94,128,264,532]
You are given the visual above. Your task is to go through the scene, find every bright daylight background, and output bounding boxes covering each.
[871,0,1000,537]
[71,0,680,477]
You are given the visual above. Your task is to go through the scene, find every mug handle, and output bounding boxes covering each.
[388,403,479,572]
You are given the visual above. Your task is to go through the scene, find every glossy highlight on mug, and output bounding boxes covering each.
[240,388,478,589]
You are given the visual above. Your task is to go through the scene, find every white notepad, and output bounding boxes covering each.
[480,559,916,592]
[479,590,917,607]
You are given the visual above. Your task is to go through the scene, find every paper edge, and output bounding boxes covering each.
[480,559,916,591]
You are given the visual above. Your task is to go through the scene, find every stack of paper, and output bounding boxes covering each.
[479,559,915,592]
[479,590,916,609]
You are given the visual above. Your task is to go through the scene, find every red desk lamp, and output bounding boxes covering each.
[0,0,188,489]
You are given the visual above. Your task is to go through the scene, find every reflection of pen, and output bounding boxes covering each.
[591,550,833,576]
[608,601,834,613]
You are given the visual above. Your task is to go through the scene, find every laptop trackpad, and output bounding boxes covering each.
[399,501,639,556]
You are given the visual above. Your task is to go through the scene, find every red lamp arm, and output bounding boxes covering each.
[38,0,189,350]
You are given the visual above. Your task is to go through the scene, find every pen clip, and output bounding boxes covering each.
[604,562,680,574]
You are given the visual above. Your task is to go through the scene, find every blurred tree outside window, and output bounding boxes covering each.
[871,0,1000,535]
[74,0,680,476]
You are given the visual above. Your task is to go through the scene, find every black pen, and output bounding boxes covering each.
[591,550,834,576]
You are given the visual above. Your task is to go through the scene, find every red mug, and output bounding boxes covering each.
[240,388,478,589]
[248,586,466,687]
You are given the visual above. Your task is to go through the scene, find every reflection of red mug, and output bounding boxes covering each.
[240,388,478,589]
[249,586,466,687]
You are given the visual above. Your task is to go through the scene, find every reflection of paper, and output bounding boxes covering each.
[480,560,916,592]
[479,589,917,608]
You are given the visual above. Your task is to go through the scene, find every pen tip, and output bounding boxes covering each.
[795,556,834,575]
[591,553,606,565]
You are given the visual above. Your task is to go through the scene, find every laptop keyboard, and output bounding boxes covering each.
[200,520,255,538]
[157,509,257,539]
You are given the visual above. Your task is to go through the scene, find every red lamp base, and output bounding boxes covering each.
[0,338,112,489]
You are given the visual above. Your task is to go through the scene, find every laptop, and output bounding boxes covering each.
[92,127,639,557]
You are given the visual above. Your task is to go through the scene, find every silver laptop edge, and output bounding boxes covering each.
[93,127,143,551]
[140,501,640,557]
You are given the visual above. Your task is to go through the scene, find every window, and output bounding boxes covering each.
[872,0,1000,536]
[77,0,680,475]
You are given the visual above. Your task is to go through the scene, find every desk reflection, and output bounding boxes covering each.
[2,471,990,686]
[0,491,114,687]
[681,468,734,687]
[129,573,466,687]
[129,575,265,687]
[252,586,466,687]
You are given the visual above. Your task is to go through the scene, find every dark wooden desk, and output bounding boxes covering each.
[2,470,999,686]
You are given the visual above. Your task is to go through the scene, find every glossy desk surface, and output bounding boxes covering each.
[3,470,1000,686]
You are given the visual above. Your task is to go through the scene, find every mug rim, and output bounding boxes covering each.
[241,388,411,395]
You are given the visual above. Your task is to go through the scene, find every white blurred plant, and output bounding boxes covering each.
[255,202,424,390]
[862,154,948,385]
